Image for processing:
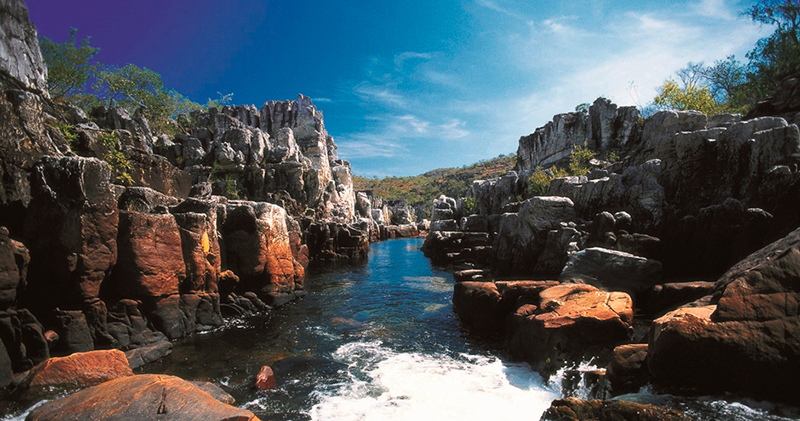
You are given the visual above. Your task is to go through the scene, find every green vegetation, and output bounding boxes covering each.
[527,166,569,197]
[52,120,78,149]
[568,143,595,177]
[353,154,517,212]
[650,1,800,114]
[39,30,233,136]
[463,197,476,213]
[38,28,99,101]
[526,144,596,197]
[744,1,800,102]
[653,79,732,116]
[223,175,240,200]
[98,131,133,185]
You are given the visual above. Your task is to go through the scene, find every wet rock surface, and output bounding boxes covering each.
[507,283,633,374]
[26,374,259,421]
[540,397,688,421]
[647,227,800,401]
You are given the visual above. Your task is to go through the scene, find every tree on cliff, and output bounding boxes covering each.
[743,0,800,100]
[39,28,99,101]
[652,79,729,115]
[650,1,799,114]
[39,30,232,136]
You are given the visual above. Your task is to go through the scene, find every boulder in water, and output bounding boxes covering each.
[646,228,800,401]
[540,397,687,421]
[15,349,133,395]
[255,365,276,390]
[26,374,259,421]
[507,284,633,373]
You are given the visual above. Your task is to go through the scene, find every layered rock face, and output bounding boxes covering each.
[171,96,356,222]
[516,98,641,172]
[430,88,800,404]
[355,191,421,242]
[0,0,48,93]
[645,227,800,401]
[447,96,800,278]
[0,0,363,384]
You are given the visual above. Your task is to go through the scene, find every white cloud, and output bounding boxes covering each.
[312,97,332,103]
[693,0,737,20]
[541,15,579,34]
[353,82,406,107]
[394,52,432,71]
[396,115,431,134]
[336,137,408,159]
[475,0,527,21]
[439,119,470,140]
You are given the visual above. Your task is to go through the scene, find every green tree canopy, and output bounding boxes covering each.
[652,79,726,115]
[39,28,99,101]
[744,0,800,100]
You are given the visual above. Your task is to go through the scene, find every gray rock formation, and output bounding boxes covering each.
[492,197,577,275]
[549,159,665,232]
[516,98,641,173]
[0,0,47,93]
[170,95,356,222]
[469,171,523,215]
[559,247,664,296]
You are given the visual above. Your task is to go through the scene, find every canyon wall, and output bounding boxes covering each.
[0,0,368,385]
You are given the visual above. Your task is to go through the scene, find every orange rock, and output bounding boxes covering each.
[508,283,633,374]
[255,365,276,390]
[20,349,133,391]
[26,374,260,421]
[113,212,185,298]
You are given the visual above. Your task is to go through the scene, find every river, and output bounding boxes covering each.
[141,238,799,421]
[6,238,796,420]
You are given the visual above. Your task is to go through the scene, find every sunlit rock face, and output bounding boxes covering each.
[515,98,641,173]
[174,94,357,223]
[0,0,48,93]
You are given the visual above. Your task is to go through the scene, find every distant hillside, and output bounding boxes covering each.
[353,154,516,212]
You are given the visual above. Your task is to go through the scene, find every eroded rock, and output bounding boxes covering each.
[26,374,259,421]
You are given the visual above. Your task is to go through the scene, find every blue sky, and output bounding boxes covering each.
[28,0,769,177]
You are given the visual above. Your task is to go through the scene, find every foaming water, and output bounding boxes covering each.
[307,341,556,421]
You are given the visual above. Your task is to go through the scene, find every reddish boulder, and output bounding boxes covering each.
[540,397,687,421]
[508,284,633,374]
[113,211,184,298]
[255,365,276,390]
[110,211,187,339]
[647,227,800,401]
[222,201,303,306]
[26,374,259,421]
[606,343,650,395]
[453,280,558,333]
[17,349,133,392]
[172,198,222,294]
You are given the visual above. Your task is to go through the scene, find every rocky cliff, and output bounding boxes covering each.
[431,95,800,277]
[425,89,800,403]
[0,0,370,385]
